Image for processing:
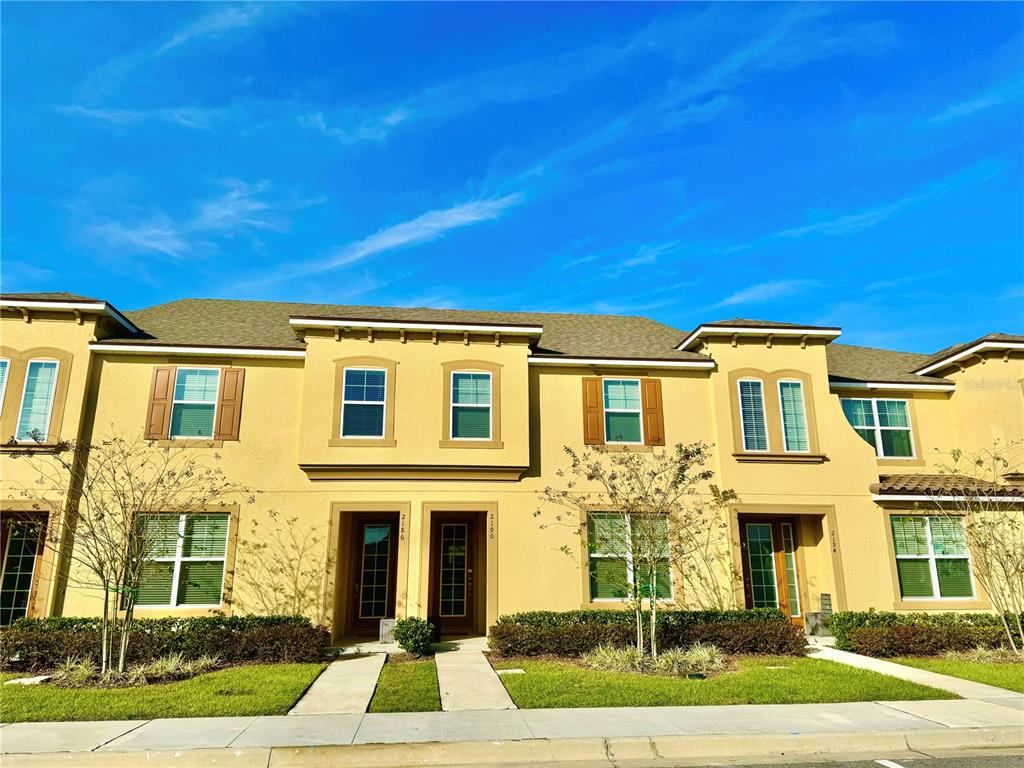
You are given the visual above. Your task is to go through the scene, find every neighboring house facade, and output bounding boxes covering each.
[1,292,1022,640]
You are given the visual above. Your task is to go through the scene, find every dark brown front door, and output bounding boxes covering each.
[349,514,399,637]
[738,516,804,627]
[429,514,482,636]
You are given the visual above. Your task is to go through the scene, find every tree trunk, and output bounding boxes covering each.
[100,585,110,673]
[648,567,658,659]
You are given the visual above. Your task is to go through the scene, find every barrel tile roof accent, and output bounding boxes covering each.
[873,473,1024,497]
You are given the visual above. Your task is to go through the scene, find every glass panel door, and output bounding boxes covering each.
[358,524,392,620]
[745,523,778,609]
[439,523,468,617]
[1,521,42,626]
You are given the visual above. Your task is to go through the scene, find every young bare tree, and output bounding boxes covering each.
[227,509,324,619]
[922,440,1024,657]
[536,442,738,658]
[6,431,254,672]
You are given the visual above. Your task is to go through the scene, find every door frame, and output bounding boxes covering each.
[348,512,400,637]
[738,514,806,627]
[326,502,411,644]
[428,512,485,637]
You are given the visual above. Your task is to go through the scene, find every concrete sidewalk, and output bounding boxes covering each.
[288,653,385,715]
[434,649,516,711]
[2,698,1021,755]
[810,645,1024,701]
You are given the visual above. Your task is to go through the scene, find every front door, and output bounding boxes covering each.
[429,514,481,636]
[349,514,399,637]
[739,516,804,627]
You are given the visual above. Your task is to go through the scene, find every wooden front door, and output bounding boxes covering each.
[739,516,804,627]
[349,514,399,637]
[429,514,482,636]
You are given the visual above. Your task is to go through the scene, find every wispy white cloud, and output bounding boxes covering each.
[774,160,1003,239]
[234,193,524,290]
[927,77,1023,124]
[78,5,301,101]
[69,178,323,263]
[864,269,951,293]
[57,104,223,129]
[714,279,820,308]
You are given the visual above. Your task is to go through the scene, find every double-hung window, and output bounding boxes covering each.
[587,513,671,601]
[341,368,386,438]
[170,368,219,439]
[777,380,809,452]
[16,360,59,441]
[842,398,914,458]
[603,379,643,444]
[135,513,230,607]
[890,516,973,599]
[450,372,491,440]
[738,379,769,452]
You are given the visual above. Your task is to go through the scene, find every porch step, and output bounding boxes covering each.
[435,650,516,711]
[288,653,386,715]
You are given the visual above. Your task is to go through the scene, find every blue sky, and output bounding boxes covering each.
[2,2,1022,352]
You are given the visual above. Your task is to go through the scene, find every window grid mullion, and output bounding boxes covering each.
[168,514,186,607]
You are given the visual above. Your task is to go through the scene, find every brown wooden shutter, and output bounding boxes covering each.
[145,366,175,440]
[582,377,605,445]
[214,368,245,441]
[641,378,665,446]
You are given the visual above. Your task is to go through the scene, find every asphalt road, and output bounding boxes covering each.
[683,756,1024,768]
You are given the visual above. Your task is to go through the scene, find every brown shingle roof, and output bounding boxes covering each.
[110,298,710,361]
[913,333,1024,374]
[826,344,952,386]
[873,474,1024,498]
[0,291,102,302]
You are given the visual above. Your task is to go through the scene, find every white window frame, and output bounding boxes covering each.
[140,513,228,609]
[893,515,975,601]
[737,377,769,453]
[15,359,60,442]
[0,358,10,418]
[777,379,810,454]
[449,370,492,441]
[602,378,644,445]
[744,521,779,609]
[589,513,673,603]
[169,367,220,440]
[845,397,915,459]
[780,521,801,617]
[340,367,387,439]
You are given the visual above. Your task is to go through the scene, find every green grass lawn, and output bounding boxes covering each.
[0,663,326,723]
[368,656,440,712]
[895,658,1024,693]
[489,656,956,708]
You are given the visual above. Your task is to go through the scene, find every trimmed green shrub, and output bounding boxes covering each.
[849,625,1008,657]
[0,615,329,672]
[828,611,1022,652]
[488,609,805,657]
[393,617,435,656]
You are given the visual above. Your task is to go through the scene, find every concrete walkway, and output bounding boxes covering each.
[2,699,1021,755]
[434,649,516,711]
[288,653,386,715]
[809,645,1024,701]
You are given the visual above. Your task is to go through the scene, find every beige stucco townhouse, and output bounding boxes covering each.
[1,292,1021,641]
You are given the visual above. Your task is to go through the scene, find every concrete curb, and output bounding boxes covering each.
[3,726,1022,767]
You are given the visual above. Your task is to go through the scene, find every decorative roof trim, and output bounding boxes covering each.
[830,381,956,392]
[1,299,140,333]
[529,356,715,369]
[914,341,1024,376]
[872,494,1024,503]
[677,324,842,351]
[90,343,305,359]
[289,316,543,336]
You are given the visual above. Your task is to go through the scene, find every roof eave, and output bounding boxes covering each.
[1,298,141,334]
[913,340,1024,376]
[676,324,842,351]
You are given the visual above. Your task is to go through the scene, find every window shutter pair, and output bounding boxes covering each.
[144,366,245,441]
[581,377,665,446]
